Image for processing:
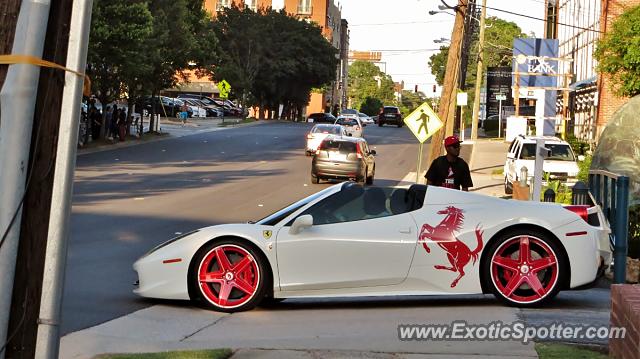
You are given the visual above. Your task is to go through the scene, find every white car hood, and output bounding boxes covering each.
[518,160,579,175]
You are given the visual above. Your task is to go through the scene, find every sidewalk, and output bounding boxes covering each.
[77,117,265,155]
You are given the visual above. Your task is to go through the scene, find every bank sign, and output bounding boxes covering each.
[512,38,559,88]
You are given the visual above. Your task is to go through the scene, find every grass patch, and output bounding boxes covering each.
[535,343,607,359]
[94,348,232,359]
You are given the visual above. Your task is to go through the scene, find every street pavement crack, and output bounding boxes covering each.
[179,314,230,342]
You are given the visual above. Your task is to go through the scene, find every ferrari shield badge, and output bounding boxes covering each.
[262,230,272,240]
[418,206,484,288]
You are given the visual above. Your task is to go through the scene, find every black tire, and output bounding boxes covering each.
[190,239,268,312]
[482,228,566,308]
[378,122,383,127]
[504,176,513,195]
[259,296,286,308]
[311,174,320,184]
[366,165,375,185]
[397,123,402,128]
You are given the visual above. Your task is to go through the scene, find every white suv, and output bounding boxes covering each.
[504,135,580,194]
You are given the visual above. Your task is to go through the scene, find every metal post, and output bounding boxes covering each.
[498,98,503,138]
[532,139,545,202]
[34,1,92,358]
[459,105,465,141]
[0,1,52,357]
[613,176,630,284]
[470,0,487,141]
[416,142,424,184]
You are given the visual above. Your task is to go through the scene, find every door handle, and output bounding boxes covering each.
[399,228,412,234]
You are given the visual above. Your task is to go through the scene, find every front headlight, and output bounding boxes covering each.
[143,230,199,257]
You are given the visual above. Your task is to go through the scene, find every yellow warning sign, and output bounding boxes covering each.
[403,102,443,143]
[217,79,231,99]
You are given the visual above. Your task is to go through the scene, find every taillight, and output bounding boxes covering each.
[564,205,589,222]
[356,144,364,159]
[355,126,360,131]
[316,142,325,155]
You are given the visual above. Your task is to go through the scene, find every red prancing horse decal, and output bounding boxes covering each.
[419,206,484,288]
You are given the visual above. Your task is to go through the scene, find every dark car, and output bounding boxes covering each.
[140,96,183,117]
[311,136,376,185]
[307,112,337,123]
[378,106,403,127]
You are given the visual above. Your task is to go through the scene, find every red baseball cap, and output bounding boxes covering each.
[444,135,462,147]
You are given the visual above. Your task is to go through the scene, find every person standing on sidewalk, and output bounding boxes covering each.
[180,101,189,126]
[425,135,473,191]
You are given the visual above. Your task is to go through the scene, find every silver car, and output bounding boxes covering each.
[311,136,376,184]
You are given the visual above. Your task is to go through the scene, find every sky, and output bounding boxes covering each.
[340,0,546,94]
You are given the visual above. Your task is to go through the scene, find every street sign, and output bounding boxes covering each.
[496,94,507,101]
[217,79,231,99]
[403,102,443,144]
[456,92,468,106]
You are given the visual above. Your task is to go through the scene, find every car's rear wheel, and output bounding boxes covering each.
[483,229,566,307]
[311,174,320,184]
[191,241,267,312]
[366,166,375,185]
[378,122,383,127]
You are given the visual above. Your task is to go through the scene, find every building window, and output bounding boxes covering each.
[216,0,231,12]
[298,0,312,15]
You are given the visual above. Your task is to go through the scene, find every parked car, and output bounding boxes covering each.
[378,106,403,127]
[181,98,207,118]
[306,124,346,156]
[503,135,580,194]
[358,112,374,124]
[335,116,364,138]
[134,180,611,312]
[140,96,182,117]
[311,136,376,184]
[307,113,337,123]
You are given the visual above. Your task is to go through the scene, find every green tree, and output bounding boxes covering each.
[359,97,383,116]
[87,0,154,137]
[595,5,640,98]
[399,90,427,116]
[428,16,526,88]
[348,60,395,111]
[213,6,337,119]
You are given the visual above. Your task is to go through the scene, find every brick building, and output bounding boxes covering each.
[203,0,348,115]
[545,0,639,144]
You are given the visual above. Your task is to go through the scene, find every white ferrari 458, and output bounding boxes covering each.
[134,182,611,312]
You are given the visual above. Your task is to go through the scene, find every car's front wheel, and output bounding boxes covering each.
[504,176,513,194]
[311,174,320,184]
[482,229,566,307]
[191,241,267,312]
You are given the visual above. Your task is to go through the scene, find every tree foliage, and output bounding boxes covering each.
[359,97,383,116]
[398,90,427,116]
[348,60,396,111]
[428,16,526,88]
[213,5,338,118]
[595,5,640,98]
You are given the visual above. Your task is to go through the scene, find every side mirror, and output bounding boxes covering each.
[370,150,377,155]
[347,133,352,137]
[289,214,313,235]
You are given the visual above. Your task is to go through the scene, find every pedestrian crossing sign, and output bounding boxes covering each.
[217,80,231,99]
[403,102,443,143]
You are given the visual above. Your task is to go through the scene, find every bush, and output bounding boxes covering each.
[577,154,592,183]
[359,97,383,116]
[566,135,590,155]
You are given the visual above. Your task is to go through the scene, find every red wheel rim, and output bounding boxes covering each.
[198,244,260,309]
[491,235,559,304]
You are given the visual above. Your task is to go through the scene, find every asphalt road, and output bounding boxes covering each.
[62,121,427,335]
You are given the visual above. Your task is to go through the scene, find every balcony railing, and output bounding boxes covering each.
[297,5,313,15]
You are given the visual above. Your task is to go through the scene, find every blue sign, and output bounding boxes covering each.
[512,38,559,88]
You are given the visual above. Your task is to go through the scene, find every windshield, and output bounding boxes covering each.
[312,125,341,134]
[341,109,357,115]
[336,118,358,126]
[520,143,576,161]
[256,186,337,225]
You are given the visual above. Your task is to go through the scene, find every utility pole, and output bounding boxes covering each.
[470,0,487,140]
[428,0,468,166]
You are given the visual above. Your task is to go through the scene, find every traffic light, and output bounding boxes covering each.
[432,84,436,93]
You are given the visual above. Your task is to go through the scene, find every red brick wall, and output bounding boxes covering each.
[596,0,640,140]
[610,284,640,359]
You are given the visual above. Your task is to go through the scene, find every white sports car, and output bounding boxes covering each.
[133,183,611,312]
